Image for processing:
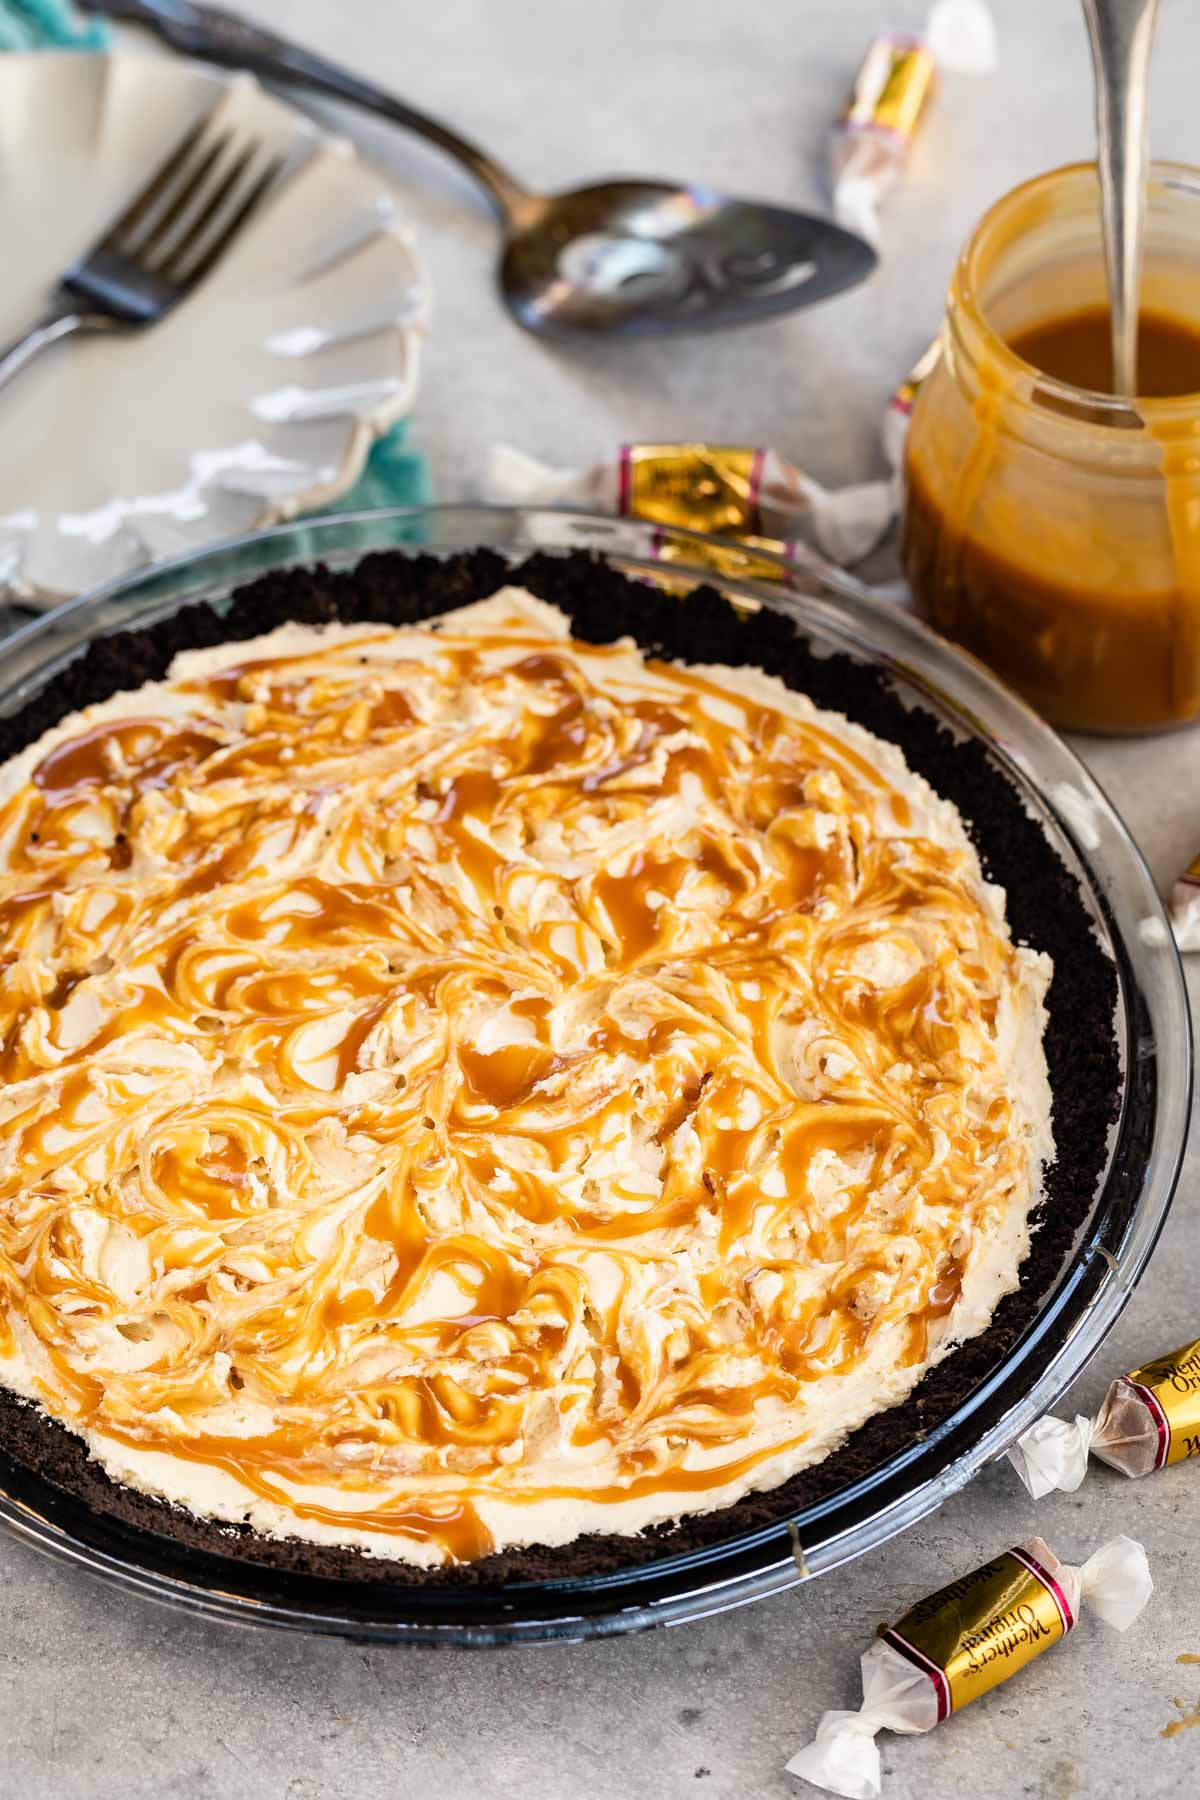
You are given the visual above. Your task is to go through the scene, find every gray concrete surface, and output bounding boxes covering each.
[4,2,1200,1796]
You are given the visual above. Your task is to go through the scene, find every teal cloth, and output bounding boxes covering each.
[0,0,105,50]
[327,421,432,515]
[0,0,431,514]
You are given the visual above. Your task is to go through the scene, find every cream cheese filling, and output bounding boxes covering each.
[0,588,1053,1566]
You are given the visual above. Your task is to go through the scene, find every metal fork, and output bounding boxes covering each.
[0,105,284,395]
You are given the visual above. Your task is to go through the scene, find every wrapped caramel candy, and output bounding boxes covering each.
[485,443,893,568]
[832,2,996,246]
[832,34,935,246]
[1169,852,1200,952]
[1009,1338,1200,1497]
[787,1535,1152,1799]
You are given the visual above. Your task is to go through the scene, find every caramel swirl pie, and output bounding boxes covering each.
[0,590,1052,1565]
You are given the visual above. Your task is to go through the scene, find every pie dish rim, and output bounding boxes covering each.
[0,505,1185,1644]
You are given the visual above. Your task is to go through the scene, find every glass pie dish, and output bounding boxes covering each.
[0,505,1189,1645]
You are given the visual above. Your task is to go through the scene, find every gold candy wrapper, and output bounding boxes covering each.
[840,35,936,142]
[1169,849,1200,951]
[882,1547,1069,1719]
[620,443,766,538]
[485,443,893,570]
[1010,1336,1200,1496]
[787,1535,1151,1799]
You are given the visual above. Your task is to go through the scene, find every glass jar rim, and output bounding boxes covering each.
[953,158,1200,419]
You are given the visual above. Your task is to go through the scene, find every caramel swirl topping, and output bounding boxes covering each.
[0,590,1052,1565]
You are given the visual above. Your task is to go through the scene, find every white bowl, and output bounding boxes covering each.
[0,51,430,605]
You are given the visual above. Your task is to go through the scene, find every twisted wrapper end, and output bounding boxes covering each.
[786,1709,883,1800]
[785,1638,940,1797]
[1076,1534,1154,1631]
[1007,1412,1095,1497]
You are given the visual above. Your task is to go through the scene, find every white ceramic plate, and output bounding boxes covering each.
[0,51,429,605]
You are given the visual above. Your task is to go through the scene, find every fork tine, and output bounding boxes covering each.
[92,111,212,253]
[174,154,286,290]
[127,133,232,262]
[149,142,256,278]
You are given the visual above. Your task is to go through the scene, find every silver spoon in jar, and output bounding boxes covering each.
[83,0,877,339]
[1081,0,1162,396]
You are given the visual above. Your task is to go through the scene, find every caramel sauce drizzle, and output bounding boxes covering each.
[0,601,1033,1563]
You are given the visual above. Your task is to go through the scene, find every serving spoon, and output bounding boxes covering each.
[81,0,876,338]
[1081,0,1161,395]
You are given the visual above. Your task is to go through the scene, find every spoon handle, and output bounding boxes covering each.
[1081,0,1161,396]
[79,0,532,224]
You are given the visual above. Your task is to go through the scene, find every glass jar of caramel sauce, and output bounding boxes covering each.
[903,162,1200,733]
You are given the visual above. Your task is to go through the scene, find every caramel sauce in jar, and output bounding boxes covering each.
[1009,305,1200,397]
[903,162,1200,733]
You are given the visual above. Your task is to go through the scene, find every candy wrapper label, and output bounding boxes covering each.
[840,35,935,142]
[882,1547,1069,1720]
[620,443,764,538]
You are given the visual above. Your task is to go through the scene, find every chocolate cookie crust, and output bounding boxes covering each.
[0,549,1120,1587]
